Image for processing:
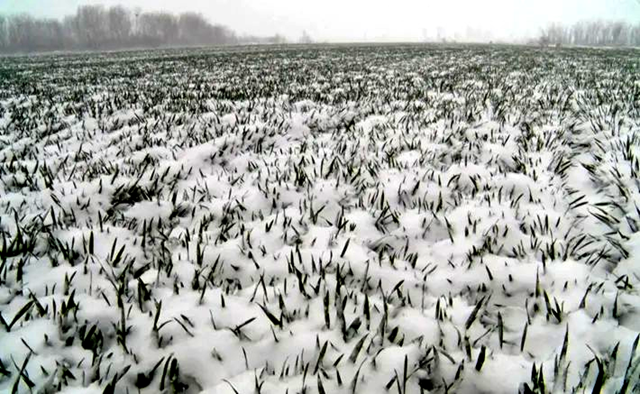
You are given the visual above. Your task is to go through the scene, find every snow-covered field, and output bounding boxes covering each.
[0,44,639,394]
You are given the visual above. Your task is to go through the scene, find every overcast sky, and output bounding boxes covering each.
[1,0,639,42]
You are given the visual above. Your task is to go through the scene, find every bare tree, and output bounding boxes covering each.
[108,6,132,47]
[572,21,587,46]
[34,19,64,51]
[632,24,640,46]
[299,30,313,44]
[75,5,108,49]
[539,19,640,47]
[212,25,237,44]
[138,12,178,47]
[0,15,7,51]
[268,34,287,44]
[60,15,78,50]
[157,13,179,44]
[177,12,213,45]
[7,14,37,52]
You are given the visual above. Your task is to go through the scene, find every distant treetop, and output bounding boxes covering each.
[0,5,287,54]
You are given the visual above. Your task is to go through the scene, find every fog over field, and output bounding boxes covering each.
[0,2,639,394]
[0,0,639,51]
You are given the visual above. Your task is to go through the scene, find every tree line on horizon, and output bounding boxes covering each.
[539,20,640,47]
[0,5,288,53]
[1,5,639,53]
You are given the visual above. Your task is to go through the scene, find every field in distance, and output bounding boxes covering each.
[1,44,639,394]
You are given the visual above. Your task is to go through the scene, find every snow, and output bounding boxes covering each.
[0,44,639,394]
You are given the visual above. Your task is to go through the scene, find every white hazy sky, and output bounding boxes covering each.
[1,0,639,42]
